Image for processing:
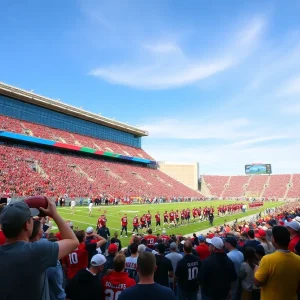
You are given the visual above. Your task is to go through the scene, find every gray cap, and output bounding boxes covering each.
[170,242,177,250]
[0,201,40,231]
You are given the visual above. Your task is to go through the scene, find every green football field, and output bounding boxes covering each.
[54,200,283,245]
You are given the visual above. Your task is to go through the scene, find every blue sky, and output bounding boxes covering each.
[1,0,300,175]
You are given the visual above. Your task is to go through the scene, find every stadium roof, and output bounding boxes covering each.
[0,82,148,137]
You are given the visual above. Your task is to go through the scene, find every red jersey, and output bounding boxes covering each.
[102,271,136,300]
[164,213,168,219]
[140,216,146,225]
[155,214,160,222]
[121,217,128,226]
[55,232,62,241]
[63,243,93,279]
[144,234,157,248]
[161,235,171,243]
[169,212,175,221]
[146,213,151,222]
[0,230,6,245]
[175,212,179,219]
[133,217,139,226]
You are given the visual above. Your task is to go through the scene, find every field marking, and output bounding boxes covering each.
[120,210,139,213]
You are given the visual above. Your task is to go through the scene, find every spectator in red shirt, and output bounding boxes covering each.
[195,235,210,260]
[63,230,106,280]
[101,254,136,299]
[144,229,157,249]
[286,221,300,253]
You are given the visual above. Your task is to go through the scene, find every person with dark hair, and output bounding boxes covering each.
[101,254,136,299]
[118,252,175,300]
[110,231,122,251]
[199,237,237,300]
[255,226,300,300]
[63,229,106,280]
[238,247,258,300]
[66,254,106,300]
[154,243,174,287]
[174,241,202,300]
[0,198,79,300]
[125,243,138,279]
[29,219,44,242]
[144,228,158,249]
[243,230,261,252]
[225,236,244,300]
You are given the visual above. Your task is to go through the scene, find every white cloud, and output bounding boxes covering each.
[90,18,265,89]
[141,118,254,140]
[278,76,300,96]
[282,103,300,115]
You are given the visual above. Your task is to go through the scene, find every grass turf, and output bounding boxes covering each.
[54,200,283,245]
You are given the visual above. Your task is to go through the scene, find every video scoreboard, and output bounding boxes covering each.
[245,164,272,175]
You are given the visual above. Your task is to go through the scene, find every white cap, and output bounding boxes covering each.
[90,254,106,266]
[138,244,146,252]
[206,237,224,250]
[286,221,300,232]
[86,226,94,234]
[293,216,300,223]
[180,240,185,245]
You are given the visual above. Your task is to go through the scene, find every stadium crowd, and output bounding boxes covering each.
[0,199,300,300]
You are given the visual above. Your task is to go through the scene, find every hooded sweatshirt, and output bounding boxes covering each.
[101,271,136,298]
[65,268,102,300]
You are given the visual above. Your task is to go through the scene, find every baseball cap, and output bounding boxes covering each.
[286,221,300,232]
[86,227,94,234]
[198,235,205,242]
[90,254,106,267]
[138,244,146,252]
[108,243,118,253]
[225,236,237,247]
[255,229,266,238]
[0,201,39,231]
[170,242,177,250]
[206,237,224,250]
[294,216,300,223]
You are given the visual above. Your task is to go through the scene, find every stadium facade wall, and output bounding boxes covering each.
[158,161,199,190]
[0,95,141,148]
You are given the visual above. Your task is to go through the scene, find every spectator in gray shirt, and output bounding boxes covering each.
[0,198,79,300]
[166,242,183,290]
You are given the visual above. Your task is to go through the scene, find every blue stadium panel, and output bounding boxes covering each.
[0,95,142,148]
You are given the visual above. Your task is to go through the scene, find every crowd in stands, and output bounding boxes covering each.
[0,143,201,199]
[203,174,300,199]
[0,114,153,160]
[1,198,300,300]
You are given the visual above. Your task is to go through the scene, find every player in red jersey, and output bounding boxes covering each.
[181,209,185,225]
[97,214,107,230]
[192,208,198,222]
[144,229,158,249]
[63,230,106,279]
[146,210,152,229]
[155,211,161,231]
[140,214,147,233]
[132,215,139,233]
[175,210,180,226]
[169,210,176,227]
[163,211,169,227]
[121,214,128,237]
[101,254,135,299]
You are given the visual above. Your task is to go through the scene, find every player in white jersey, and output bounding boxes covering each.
[70,200,76,215]
[88,202,93,217]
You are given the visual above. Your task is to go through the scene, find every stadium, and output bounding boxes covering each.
[0,81,294,239]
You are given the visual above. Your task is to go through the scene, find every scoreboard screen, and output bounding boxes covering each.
[245,164,272,175]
